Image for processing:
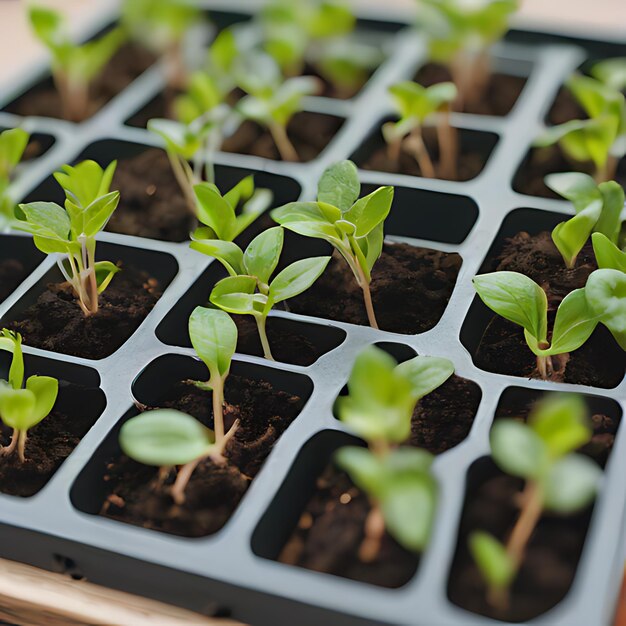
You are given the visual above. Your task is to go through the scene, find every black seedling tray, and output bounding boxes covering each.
[0,2,625,625]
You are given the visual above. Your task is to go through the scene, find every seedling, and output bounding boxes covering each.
[119,307,239,504]
[0,329,58,463]
[592,232,626,272]
[382,81,458,179]
[15,160,120,316]
[235,54,322,161]
[272,160,393,328]
[590,57,626,93]
[192,177,273,243]
[472,271,602,379]
[121,0,201,88]
[29,6,124,121]
[191,226,330,360]
[545,172,624,268]
[335,346,452,559]
[469,394,601,611]
[415,0,519,110]
[585,268,626,350]
[534,74,626,182]
[259,0,380,98]
[204,27,240,99]
[0,128,30,229]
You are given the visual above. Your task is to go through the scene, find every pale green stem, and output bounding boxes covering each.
[1,428,18,457]
[17,430,27,463]
[255,315,274,361]
[269,122,299,162]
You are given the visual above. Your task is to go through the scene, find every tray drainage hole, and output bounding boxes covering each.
[52,554,85,580]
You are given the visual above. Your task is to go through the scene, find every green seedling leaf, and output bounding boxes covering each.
[592,232,626,271]
[343,186,394,237]
[469,531,516,592]
[317,160,360,213]
[243,227,284,286]
[268,256,331,305]
[148,118,201,160]
[190,238,245,276]
[595,180,625,243]
[585,268,626,349]
[395,355,455,401]
[472,271,548,344]
[591,57,626,92]
[0,329,25,390]
[94,261,121,294]
[545,172,602,213]
[529,394,591,459]
[0,375,58,432]
[335,446,385,497]
[210,275,264,315]
[54,160,117,210]
[271,201,342,241]
[119,409,215,467]
[0,128,30,180]
[490,420,548,480]
[188,306,237,380]
[543,454,601,514]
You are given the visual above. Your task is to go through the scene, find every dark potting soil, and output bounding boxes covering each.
[100,375,303,537]
[361,125,487,181]
[0,382,99,497]
[4,43,156,120]
[547,86,586,126]
[475,231,626,386]
[222,112,343,162]
[415,63,526,116]
[109,149,193,242]
[0,259,26,304]
[4,266,161,360]
[233,315,320,367]
[288,243,462,334]
[280,377,479,584]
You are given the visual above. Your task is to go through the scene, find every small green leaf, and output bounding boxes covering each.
[24,375,58,429]
[119,409,215,467]
[54,160,117,210]
[469,531,516,591]
[210,275,265,316]
[595,180,624,243]
[335,446,385,498]
[585,268,626,349]
[317,160,360,213]
[82,191,120,237]
[243,227,283,286]
[194,182,237,241]
[395,355,454,401]
[473,272,548,344]
[0,385,36,431]
[592,232,626,272]
[189,238,245,276]
[490,420,548,480]
[544,171,601,213]
[0,329,25,390]
[268,256,330,305]
[93,260,120,294]
[188,306,237,380]
[551,204,602,269]
[342,186,394,237]
[0,128,30,179]
[271,201,342,241]
[591,57,626,92]
[543,454,601,514]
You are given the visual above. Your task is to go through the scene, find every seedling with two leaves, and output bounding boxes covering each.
[16,160,121,316]
[120,307,239,504]
[272,160,393,329]
[415,0,519,110]
[235,54,322,162]
[0,128,30,230]
[545,172,624,269]
[121,0,201,89]
[259,0,381,98]
[29,6,124,121]
[383,81,458,179]
[191,226,330,360]
[534,74,626,183]
[473,268,626,379]
[470,394,601,611]
[0,330,58,463]
[335,345,453,559]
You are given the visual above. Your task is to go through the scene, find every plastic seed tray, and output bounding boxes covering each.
[0,2,624,625]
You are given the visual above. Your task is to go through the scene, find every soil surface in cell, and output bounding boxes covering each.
[4,43,156,120]
[4,265,161,360]
[0,258,26,303]
[100,375,303,537]
[109,149,193,242]
[0,382,99,497]
[280,375,480,584]
[475,231,626,387]
[222,112,343,162]
[288,243,461,334]
[415,63,526,116]
[361,126,490,181]
[514,145,626,198]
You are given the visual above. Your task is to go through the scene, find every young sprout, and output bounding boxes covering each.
[534,75,626,182]
[0,330,58,463]
[28,6,124,122]
[272,160,393,329]
[592,232,626,272]
[585,268,626,350]
[415,0,519,110]
[335,346,452,560]
[0,128,30,229]
[121,0,201,89]
[192,177,273,242]
[382,81,458,179]
[15,160,120,316]
[469,394,601,612]
[235,54,322,161]
[545,172,624,268]
[191,226,330,360]
[472,271,601,380]
[119,307,239,504]
[590,57,626,93]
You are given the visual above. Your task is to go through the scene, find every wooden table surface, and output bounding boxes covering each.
[0,1,624,625]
